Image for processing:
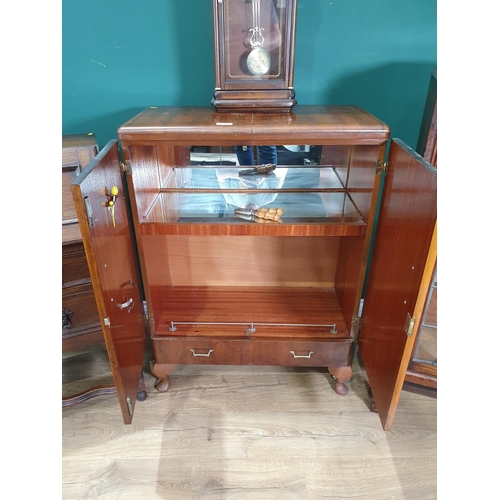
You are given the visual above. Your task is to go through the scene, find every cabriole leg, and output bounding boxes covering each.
[328,366,353,396]
[152,364,177,392]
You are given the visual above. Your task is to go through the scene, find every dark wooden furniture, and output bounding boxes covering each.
[405,71,438,390]
[62,134,117,405]
[212,0,298,112]
[416,71,437,167]
[72,106,436,429]
[62,134,102,351]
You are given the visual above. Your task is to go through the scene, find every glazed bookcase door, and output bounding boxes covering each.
[71,141,147,424]
[359,139,437,431]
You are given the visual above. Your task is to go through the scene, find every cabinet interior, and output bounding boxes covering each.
[128,142,379,343]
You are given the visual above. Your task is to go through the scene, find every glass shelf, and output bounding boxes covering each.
[143,191,361,222]
[139,165,366,236]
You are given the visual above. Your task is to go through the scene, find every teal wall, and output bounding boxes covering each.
[62,0,436,150]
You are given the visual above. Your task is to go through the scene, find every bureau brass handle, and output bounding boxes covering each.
[290,350,314,359]
[118,298,135,311]
[190,349,214,357]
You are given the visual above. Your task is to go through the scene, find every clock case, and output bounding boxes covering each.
[71,106,436,430]
[212,0,298,112]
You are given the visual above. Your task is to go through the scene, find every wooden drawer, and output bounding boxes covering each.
[62,133,103,359]
[62,283,101,338]
[62,134,99,225]
[153,337,353,367]
[62,243,91,286]
[154,338,251,365]
[250,339,353,367]
[62,133,99,168]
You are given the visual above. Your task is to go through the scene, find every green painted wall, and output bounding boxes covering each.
[62,0,436,150]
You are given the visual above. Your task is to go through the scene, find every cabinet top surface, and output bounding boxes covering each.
[118,106,390,145]
[62,133,98,150]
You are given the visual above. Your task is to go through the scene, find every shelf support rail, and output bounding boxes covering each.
[169,320,338,335]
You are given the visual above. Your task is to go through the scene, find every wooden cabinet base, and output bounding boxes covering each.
[152,364,177,392]
[328,366,353,395]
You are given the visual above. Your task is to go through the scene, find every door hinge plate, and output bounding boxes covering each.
[121,161,132,175]
[404,313,415,336]
[352,316,361,333]
[376,160,388,175]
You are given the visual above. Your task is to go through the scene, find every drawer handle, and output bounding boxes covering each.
[190,349,214,357]
[290,350,314,359]
[118,298,135,311]
[62,308,74,329]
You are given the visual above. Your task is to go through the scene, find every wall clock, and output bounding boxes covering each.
[211,0,298,112]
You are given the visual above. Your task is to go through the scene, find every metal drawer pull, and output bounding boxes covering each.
[118,298,135,311]
[190,349,214,357]
[290,351,314,359]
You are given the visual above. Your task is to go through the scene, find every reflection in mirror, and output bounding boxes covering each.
[149,145,363,224]
[189,145,322,167]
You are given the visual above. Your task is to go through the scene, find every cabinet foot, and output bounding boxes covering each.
[137,372,147,401]
[152,363,176,392]
[328,366,352,396]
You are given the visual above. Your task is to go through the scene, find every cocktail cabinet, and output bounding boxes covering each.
[72,105,436,430]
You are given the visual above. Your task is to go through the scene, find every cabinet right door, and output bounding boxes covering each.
[359,138,437,430]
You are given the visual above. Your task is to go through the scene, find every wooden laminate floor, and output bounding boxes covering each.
[62,345,437,499]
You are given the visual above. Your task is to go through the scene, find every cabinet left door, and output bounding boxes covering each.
[71,141,147,424]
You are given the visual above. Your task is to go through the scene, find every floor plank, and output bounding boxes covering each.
[62,346,436,499]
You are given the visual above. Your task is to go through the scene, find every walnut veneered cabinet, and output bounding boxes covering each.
[71,106,436,430]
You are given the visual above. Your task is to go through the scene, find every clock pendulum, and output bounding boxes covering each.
[246,0,271,75]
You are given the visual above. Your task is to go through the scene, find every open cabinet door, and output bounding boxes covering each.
[71,141,147,424]
[359,139,437,430]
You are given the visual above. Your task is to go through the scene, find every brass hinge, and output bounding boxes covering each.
[376,160,388,175]
[352,316,361,332]
[121,161,132,175]
[404,313,416,336]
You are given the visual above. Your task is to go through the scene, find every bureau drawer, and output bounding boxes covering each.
[62,247,91,286]
[153,337,352,367]
[154,338,251,365]
[250,339,352,367]
[62,284,101,337]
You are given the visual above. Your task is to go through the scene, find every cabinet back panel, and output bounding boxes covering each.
[142,235,338,288]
